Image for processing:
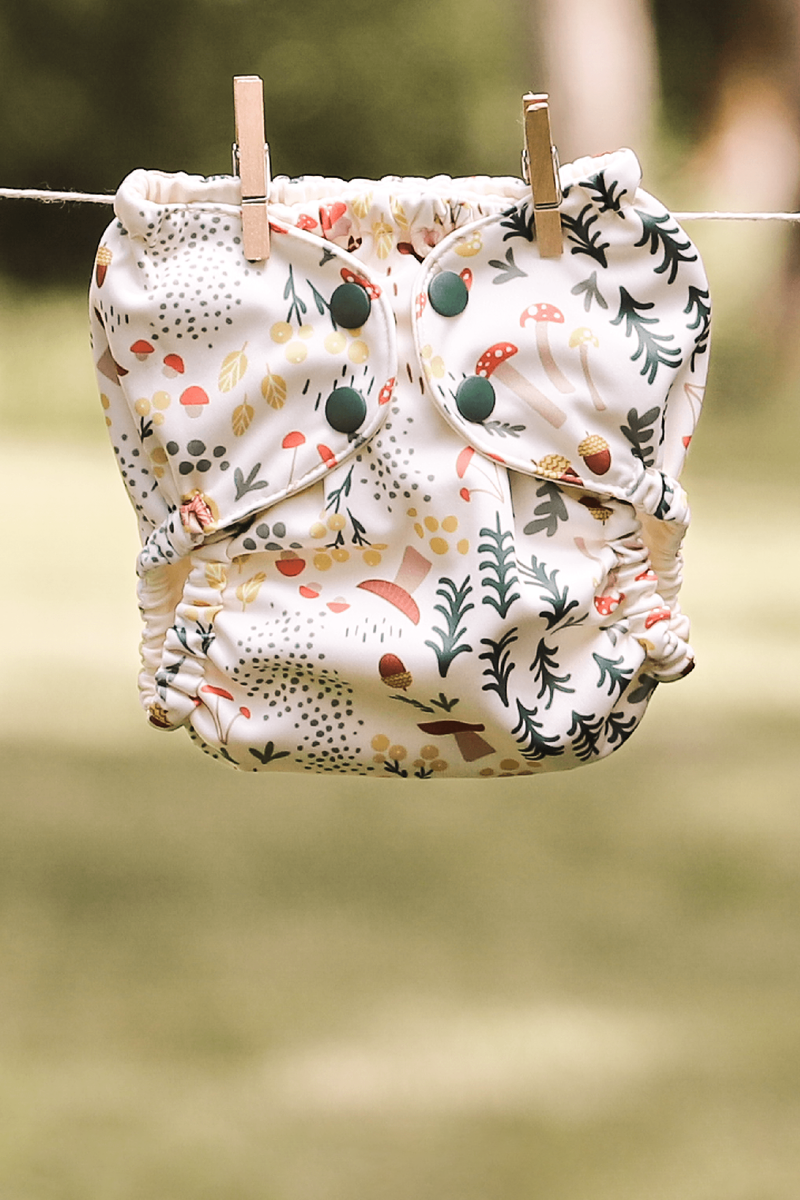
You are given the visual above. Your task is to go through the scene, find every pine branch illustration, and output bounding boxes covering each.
[568,711,605,761]
[483,420,526,439]
[518,554,581,630]
[424,576,475,678]
[530,639,575,709]
[479,627,519,708]
[523,481,569,539]
[684,285,711,369]
[571,271,609,312]
[500,202,535,242]
[584,172,628,214]
[620,404,661,467]
[284,264,308,325]
[511,700,564,761]
[390,695,437,715]
[593,652,634,697]
[634,210,698,284]
[479,513,520,618]
[611,288,683,384]
[561,203,610,267]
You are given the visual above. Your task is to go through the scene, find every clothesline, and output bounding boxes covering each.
[1,185,800,222]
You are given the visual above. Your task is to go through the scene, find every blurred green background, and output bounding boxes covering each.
[1,1,799,1197]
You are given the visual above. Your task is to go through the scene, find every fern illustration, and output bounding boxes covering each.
[605,710,639,746]
[634,210,697,284]
[568,711,605,761]
[483,420,526,439]
[530,640,575,709]
[518,554,581,630]
[611,288,683,384]
[511,700,564,761]
[249,742,291,765]
[523,481,569,538]
[500,203,535,242]
[584,171,628,214]
[571,271,609,313]
[561,203,610,267]
[284,263,308,324]
[684,285,711,369]
[234,462,269,500]
[628,674,659,706]
[488,246,528,284]
[424,576,474,677]
[479,627,518,708]
[620,404,661,467]
[594,652,634,697]
[479,514,520,618]
[390,693,460,715]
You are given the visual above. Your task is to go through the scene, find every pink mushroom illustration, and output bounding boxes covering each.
[416,720,495,762]
[475,343,566,428]
[569,328,605,410]
[199,684,251,745]
[180,385,210,419]
[282,430,306,484]
[520,304,575,394]
[358,544,432,624]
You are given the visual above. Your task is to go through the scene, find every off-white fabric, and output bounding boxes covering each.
[90,149,710,778]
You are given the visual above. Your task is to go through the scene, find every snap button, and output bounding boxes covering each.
[455,375,495,423]
[428,271,469,317]
[325,386,367,433]
[330,282,371,329]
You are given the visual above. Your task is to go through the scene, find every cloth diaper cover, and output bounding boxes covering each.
[90,147,710,779]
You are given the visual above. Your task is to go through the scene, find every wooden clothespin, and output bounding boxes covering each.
[233,75,270,263]
[522,93,563,259]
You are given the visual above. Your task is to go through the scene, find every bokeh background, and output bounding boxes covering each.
[1,1,799,1196]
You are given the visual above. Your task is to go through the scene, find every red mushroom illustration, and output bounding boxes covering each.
[416,720,495,762]
[163,353,185,379]
[275,551,306,577]
[455,445,503,502]
[199,685,251,745]
[296,213,318,231]
[299,582,322,599]
[358,544,432,624]
[594,592,625,616]
[339,266,381,300]
[379,653,413,690]
[317,444,338,469]
[378,377,396,405]
[95,245,112,288]
[645,606,671,628]
[326,597,350,614]
[282,430,306,484]
[180,385,210,419]
[520,304,575,395]
[475,343,566,428]
[460,267,473,291]
[569,328,605,410]
[578,434,611,476]
[130,339,155,363]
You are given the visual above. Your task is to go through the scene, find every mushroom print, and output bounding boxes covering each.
[416,720,495,762]
[130,339,155,363]
[180,385,210,419]
[282,430,306,485]
[569,328,605,410]
[520,304,575,394]
[475,343,567,428]
[455,446,503,502]
[358,544,433,624]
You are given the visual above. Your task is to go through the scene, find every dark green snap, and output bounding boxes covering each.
[455,375,495,423]
[330,282,371,329]
[428,271,469,317]
[325,386,367,433]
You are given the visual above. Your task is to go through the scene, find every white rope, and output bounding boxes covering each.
[0,187,115,204]
[2,186,800,222]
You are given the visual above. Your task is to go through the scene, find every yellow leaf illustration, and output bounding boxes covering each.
[236,572,267,609]
[205,563,227,591]
[261,368,287,409]
[232,400,254,436]
[352,192,373,219]
[218,343,249,393]
[373,216,393,260]
[390,195,410,232]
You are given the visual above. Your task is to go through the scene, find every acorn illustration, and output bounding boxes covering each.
[95,245,112,288]
[379,653,413,690]
[578,434,611,476]
[580,496,614,523]
[534,453,582,484]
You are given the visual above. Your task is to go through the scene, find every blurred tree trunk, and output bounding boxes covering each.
[531,0,659,166]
